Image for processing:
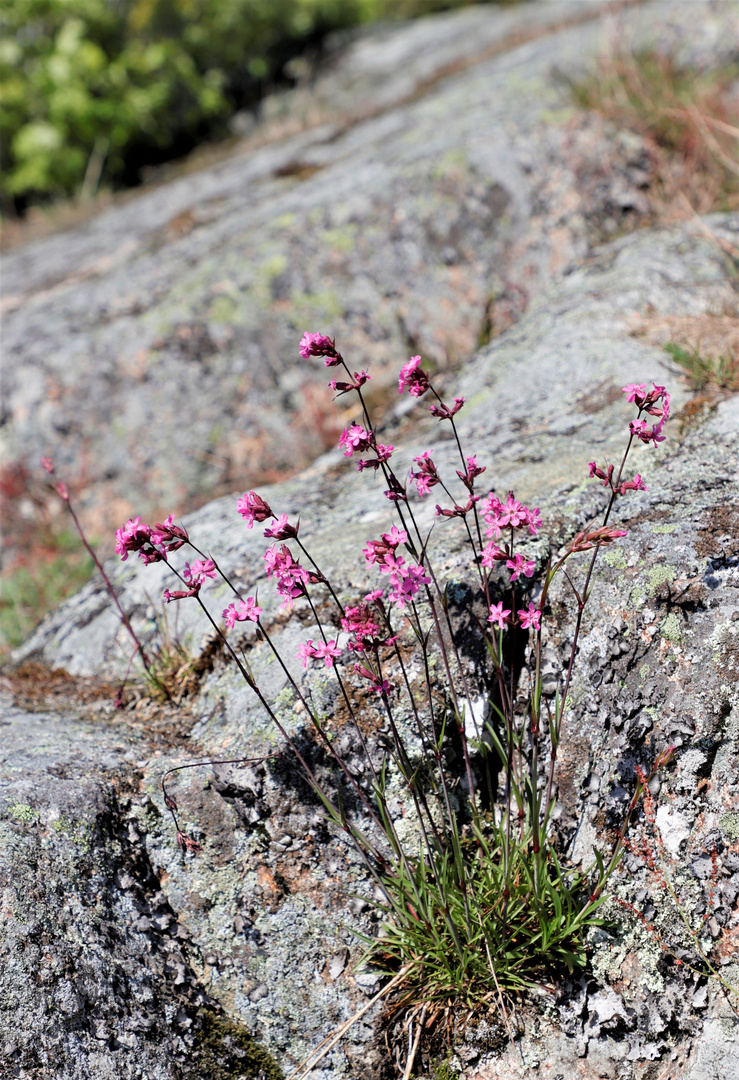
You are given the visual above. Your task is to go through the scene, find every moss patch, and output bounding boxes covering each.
[647,565,676,594]
[660,613,682,643]
[190,1009,283,1080]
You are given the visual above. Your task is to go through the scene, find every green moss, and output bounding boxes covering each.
[8,802,36,823]
[209,294,242,323]
[603,549,627,570]
[651,524,677,534]
[639,663,650,682]
[720,813,739,841]
[288,289,344,325]
[191,1009,283,1079]
[660,613,682,643]
[320,226,356,253]
[647,565,676,594]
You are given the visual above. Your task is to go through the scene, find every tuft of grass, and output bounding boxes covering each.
[571,48,739,217]
[361,809,603,1016]
[663,341,738,395]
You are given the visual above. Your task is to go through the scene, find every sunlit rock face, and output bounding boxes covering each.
[3,0,739,1076]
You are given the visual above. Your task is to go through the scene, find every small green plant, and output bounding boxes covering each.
[55,342,675,1063]
[663,341,738,394]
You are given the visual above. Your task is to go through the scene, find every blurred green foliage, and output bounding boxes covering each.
[0,530,94,651]
[0,0,500,209]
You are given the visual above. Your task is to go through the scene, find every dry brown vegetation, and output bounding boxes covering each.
[571,48,739,220]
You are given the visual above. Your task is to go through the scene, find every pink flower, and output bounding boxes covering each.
[398,355,430,397]
[382,526,407,548]
[506,553,535,582]
[488,602,511,629]
[329,370,370,395]
[183,558,217,586]
[410,451,440,497]
[164,587,198,603]
[223,597,262,628]
[237,491,273,528]
[481,543,507,568]
[364,589,384,604]
[357,443,394,471]
[339,425,373,457]
[498,494,526,528]
[430,396,465,420]
[41,456,55,474]
[312,640,342,667]
[517,603,541,631]
[387,563,431,609]
[115,517,153,561]
[298,640,317,667]
[264,514,299,540]
[622,383,647,403]
[435,497,479,519]
[619,473,648,495]
[299,332,339,364]
[588,462,614,488]
[264,543,311,608]
[150,515,188,551]
[569,526,628,553]
[457,455,486,490]
[524,506,541,535]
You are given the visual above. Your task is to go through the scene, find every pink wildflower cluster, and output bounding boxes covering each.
[477,492,540,584]
[488,601,541,632]
[163,556,216,603]
[223,596,262,628]
[264,514,299,540]
[298,639,342,668]
[299,332,340,365]
[568,526,628,553]
[457,455,486,492]
[589,462,649,496]
[396,354,466,421]
[484,493,541,539]
[237,491,273,528]
[339,424,374,458]
[329,371,370,396]
[430,397,465,420]
[115,514,188,565]
[265,543,317,608]
[357,442,394,473]
[410,451,440,497]
[623,382,670,445]
[398,355,430,397]
[364,526,431,610]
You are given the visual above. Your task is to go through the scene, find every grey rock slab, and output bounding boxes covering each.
[9,212,739,1075]
[15,214,737,685]
[3,0,735,551]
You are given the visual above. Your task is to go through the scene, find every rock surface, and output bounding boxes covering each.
[4,2,739,1078]
[3,0,735,544]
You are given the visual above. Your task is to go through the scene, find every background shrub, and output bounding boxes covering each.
[0,0,501,211]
